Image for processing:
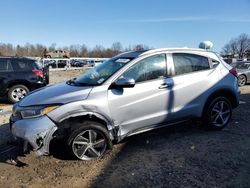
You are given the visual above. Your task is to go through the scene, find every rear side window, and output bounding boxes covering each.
[34,60,43,69]
[11,59,36,71]
[0,59,12,71]
[173,53,210,75]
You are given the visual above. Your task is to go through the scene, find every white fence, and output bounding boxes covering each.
[29,57,109,70]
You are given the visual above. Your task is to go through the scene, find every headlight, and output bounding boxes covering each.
[20,106,58,119]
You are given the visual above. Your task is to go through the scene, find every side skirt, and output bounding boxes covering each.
[117,119,190,142]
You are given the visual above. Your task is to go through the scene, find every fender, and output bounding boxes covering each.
[57,111,114,131]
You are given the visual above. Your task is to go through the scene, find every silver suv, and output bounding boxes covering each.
[10,48,240,160]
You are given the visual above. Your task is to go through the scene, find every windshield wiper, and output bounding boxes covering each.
[76,82,99,86]
[66,78,77,85]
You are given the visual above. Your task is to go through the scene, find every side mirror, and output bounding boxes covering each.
[111,77,135,88]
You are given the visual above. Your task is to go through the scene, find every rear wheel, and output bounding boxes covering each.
[67,121,112,160]
[203,97,232,130]
[8,84,29,103]
[238,75,246,86]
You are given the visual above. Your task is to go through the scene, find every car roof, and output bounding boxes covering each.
[0,56,35,61]
[115,48,218,60]
[140,48,209,56]
[115,50,149,59]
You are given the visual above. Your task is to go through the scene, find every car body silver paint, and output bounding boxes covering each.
[11,48,240,156]
[11,115,57,155]
[47,84,112,123]
[19,82,93,106]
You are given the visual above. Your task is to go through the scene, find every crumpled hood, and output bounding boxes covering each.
[19,82,93,107]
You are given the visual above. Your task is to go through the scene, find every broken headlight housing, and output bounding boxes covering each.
[20,106,58,119]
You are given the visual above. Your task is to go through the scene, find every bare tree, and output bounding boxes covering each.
[48,43,57,52]
[0,42,151,58]
[111,42,123,52]
[222,33,250,59]
[69,44,81,57]
[80,44,88,57]
[133,44,150,51]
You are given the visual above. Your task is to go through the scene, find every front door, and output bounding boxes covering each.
[108,54,174,136]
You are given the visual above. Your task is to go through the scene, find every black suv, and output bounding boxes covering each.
[0,57,49,103]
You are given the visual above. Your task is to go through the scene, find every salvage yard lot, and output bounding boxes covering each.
[0,70,250,188]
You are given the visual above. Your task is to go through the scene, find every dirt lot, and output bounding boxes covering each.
[0,70,250,188]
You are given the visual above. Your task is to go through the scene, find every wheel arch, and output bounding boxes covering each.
[202,88,239,117]
[7,80,31,92]
[54,112,116,141]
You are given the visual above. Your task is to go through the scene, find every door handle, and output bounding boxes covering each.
[158,83,170,89]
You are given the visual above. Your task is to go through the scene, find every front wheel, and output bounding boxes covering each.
[67,121,112,160]
[203,97,232,130]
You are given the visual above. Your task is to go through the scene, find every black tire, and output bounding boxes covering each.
[203,96,232,130]
[8,84,29,103]
[67,121,112,160]
[46,55,51,58]
[238,75,246,87]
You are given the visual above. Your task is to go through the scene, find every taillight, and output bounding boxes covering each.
[32,69,44,78]
[229,68,238,77]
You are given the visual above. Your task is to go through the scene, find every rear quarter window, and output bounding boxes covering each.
[0,59,12,71]
[173,53,210,75]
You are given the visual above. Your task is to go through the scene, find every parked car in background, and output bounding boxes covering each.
[45,50,70,58]
[57,60,68,68]
[87,60,95,67]
[10,48,239,160]
[44,60,68,68]
[0,57,49,103]
[71,60,87,67]
[231,61,250,86]
[44,60,57,68]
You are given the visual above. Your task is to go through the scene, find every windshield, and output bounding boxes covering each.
[74,57,133,86]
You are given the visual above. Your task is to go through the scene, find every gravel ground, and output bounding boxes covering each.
[0,71,250,188]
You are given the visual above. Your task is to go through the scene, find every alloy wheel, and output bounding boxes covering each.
[72,129,107,160]
[210,100,231,127]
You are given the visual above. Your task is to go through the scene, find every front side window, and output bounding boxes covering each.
[121,54,167,83]
[173,53,210,75]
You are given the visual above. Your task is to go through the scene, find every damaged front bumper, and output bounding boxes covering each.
[10,115,58,155]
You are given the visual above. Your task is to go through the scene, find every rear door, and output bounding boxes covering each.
[168,52,215,119]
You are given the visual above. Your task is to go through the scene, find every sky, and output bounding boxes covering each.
[0,0,250,52]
